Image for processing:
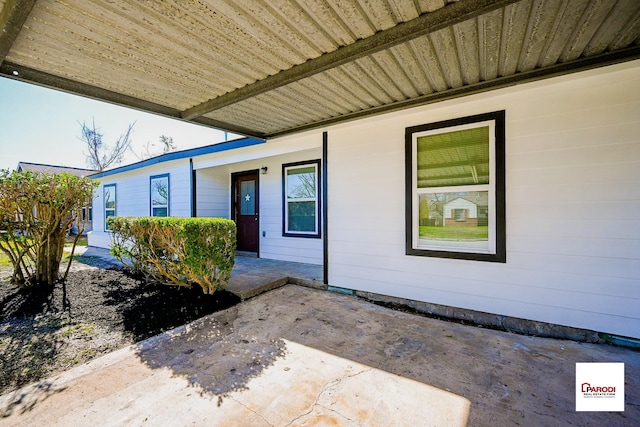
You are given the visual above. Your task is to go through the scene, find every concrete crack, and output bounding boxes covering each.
[316,403,359,425]
[229,395,274,427]
[284,368,372,426]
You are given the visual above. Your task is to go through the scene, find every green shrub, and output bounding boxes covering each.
[0,170,97,287]
[108,216,236,294]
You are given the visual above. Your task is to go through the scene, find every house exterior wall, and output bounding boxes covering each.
[194,143,324,265]
[196,167,230,218]
[275,60,640,338]
[85,61,639,338]
[88,159,191,247]
[234,149,323,265]
[89,137,324,266]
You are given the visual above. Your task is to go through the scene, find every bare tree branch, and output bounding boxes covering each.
[78,119,136,171]
[130,134,176,161]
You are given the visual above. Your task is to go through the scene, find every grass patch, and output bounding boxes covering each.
[0,253,10,268]
[61,322,95,337]
[419,225,488,240]
[0,239,31,268]
[0,235,88,267]
[66,235,88,247]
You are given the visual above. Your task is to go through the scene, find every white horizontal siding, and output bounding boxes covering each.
[328,266,635,338]
[315,60,640,338]
[195,142,324,265]
[508,235,640,260]
[88,159,190,248]
[328,260,638,318]
[89,141,324,265]
[196,167,230,218]
[236,149,323,265]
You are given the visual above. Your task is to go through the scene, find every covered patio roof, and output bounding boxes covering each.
[1,0,639,139]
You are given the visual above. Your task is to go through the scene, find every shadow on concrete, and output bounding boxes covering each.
[131,285,640,426]
[0,380,67,419]
[269,287,640,426]
[133,306,287,402]
[102,255,320,400]
[1,284,637,425]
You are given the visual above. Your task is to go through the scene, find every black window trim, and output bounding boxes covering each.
[405,110,506,262]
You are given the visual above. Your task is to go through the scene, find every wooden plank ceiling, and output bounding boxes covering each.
[1,0,639,139]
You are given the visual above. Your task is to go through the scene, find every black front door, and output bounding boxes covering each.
[233,171,258,252]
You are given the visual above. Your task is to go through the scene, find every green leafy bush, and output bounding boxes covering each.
[108,216,236,294]
[0,170,97,287]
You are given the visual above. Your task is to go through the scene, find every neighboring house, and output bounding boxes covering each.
[443,196,487,227]
[17,162,97,177]
[87,60,640,340]
[17,162,98,233]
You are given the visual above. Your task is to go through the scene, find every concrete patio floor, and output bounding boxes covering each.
[226,254,323,300]
[1,280,638,426]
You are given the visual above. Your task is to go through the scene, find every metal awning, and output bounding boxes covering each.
[1,0,638,139]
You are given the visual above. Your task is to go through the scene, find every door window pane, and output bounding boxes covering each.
[240,180,255,215]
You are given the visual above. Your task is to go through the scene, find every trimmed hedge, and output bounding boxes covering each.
[107,216,236,294]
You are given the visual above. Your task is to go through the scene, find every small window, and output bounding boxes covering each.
[150,174,170,217]
[406,111,505,262]
[104,184,116,231]
[283,160,321,238]
[81,206,92,222]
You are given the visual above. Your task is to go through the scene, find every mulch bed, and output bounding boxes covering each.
[0,259,239,396]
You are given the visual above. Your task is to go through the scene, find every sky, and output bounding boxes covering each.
[0,77,239,172]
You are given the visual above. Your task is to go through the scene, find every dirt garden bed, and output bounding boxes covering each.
[0,257,239,396]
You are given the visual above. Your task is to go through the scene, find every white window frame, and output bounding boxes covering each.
[283,160,321,238]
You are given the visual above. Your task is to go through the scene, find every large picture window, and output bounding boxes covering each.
[150,174,170,217]
[283,160,321,238]
[406,111,505,262]
[104,184,116,231]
